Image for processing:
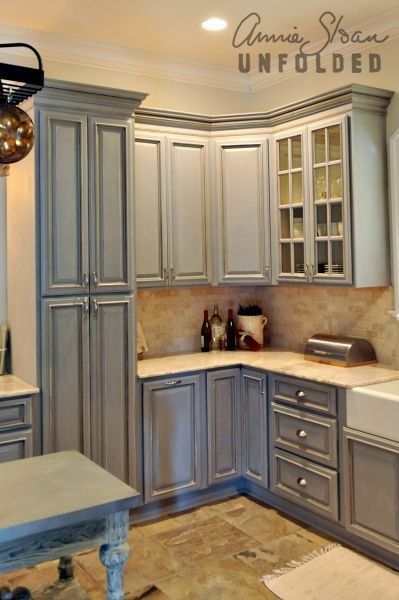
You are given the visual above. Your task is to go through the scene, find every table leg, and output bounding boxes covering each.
[100,511,130,600]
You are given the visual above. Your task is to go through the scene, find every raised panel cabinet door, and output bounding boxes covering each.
[39,111,89,296]
[135,132,168,287]
[143,374,206,502]
[89,117,134,293]
[0,429,33,463]
[214,138,271,284]
[167,136,211,285]
[90,295,136,485]
[241,369,268,486]
[342,428,399,553]
[207,369,241,485]
[41,297,90,456]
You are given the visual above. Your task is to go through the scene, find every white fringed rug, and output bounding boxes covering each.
[263,544,399,600]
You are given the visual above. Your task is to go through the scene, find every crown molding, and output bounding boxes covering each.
[0,11,397,96]
[135,84,393,131]
[0,23,250,93]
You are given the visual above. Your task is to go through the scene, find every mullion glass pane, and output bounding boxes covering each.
[294,243,304,274]
[280,209,291,239]
[293,207,303,238]
[278,139,289,171]
[313,129,326,164]
[314,167,327,201]
[316,205,327,237]
[316,241,328,274]
[329,164,342,199]
[279,174,289,205]
[291,135,302,169]
[292,172,303,204]
[331,241,344,274]
[328,125,341,161]
[281,243,291,273]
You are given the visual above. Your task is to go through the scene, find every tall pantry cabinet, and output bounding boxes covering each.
[7,81,146,488]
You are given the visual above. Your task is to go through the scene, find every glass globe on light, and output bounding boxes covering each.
[0,104,35,165]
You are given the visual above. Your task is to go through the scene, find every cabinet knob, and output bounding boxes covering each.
[297,477,307,487]
[296,429,307,439]
[295,390,306,399]
[92,299,98,319]
[83,297,89,320]
[163,267,169,284]
[92,271,98,289]
[170,267,175,282]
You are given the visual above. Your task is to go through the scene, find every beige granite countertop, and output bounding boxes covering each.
[0,374,40,399]
[137,349,399,388]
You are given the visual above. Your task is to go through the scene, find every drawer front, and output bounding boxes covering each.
[271,403,338,467]
[0,429,33,463]
[271,375,337,416]
[271,448,339,520]
[0,397,32,430]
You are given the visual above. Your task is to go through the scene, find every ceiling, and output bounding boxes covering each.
[0,0,398,68]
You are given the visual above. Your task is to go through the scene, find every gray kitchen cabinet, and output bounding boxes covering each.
[41,294,137,486]
[40,113,134,296]
[89,118,134,293]
[207,368,241,485]
[241,369,268,486]
[41,297,91,456]
[143,374,206,502]
[39,111,89,296]
[90,294,135,484]
[210,136,271,284]
[135,129,211,287]
[135,132,168,286]
[342,427,399,553]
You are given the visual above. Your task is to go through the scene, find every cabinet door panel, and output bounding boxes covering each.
[41,298,90,455]
[135,134,167,286]
[207,369,241,484]
[241,369,268,486]
[89,118,133,293]
[168,138,211,285]
[90,295,135,485]
[215,139,270,283]
[343,428,399,552]
[40,111,89,295]
[143,374,205,502]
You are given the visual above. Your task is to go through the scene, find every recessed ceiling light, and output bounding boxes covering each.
[201,18,228,31]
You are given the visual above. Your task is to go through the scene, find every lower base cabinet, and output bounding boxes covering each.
[207,369,241,485]
[241,369,268,487]
[143,374,207,502]
[0,395,33,463]
[342,427,399,553]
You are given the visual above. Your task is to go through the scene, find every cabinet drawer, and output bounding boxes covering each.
[271,375,337,416]
[0,429,33,463]
[271,403,337,467]
[271,448,339,520]
[0,397,32,430]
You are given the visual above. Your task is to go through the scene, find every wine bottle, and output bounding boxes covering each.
[226,308,236,351]
[200,310,212,352]
[209,304,224,352]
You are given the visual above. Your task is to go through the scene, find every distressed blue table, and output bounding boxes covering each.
[0,451,140,600]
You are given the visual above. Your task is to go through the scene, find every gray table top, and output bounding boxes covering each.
[0,451,140,543]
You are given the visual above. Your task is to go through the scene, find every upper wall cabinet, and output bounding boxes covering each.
[135,130,212,288]
[213,137,271,284]
[40,111,134,296]
[271,111,390,287]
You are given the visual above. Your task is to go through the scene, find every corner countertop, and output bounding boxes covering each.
[137,348,399,389]
[0,375,40,399]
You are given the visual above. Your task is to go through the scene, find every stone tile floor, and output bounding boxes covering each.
[0,495,334,599]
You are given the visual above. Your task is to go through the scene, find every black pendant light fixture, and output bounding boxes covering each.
[0,43,44,176]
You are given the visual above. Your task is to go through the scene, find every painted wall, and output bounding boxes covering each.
[137,285,399,368]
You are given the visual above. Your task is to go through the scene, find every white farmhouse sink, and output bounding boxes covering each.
[347,379,399,442]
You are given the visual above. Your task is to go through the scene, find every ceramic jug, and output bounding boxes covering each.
[237,315,267,349]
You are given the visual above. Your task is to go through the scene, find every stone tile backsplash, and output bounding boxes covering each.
[137,285,399,368]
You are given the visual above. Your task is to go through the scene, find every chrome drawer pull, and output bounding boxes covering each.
[295,390,306,399]
[297,477,307,487]
[165,380,181,386]
[296,429,307,439]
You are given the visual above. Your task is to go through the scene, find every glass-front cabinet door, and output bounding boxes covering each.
[309,116,351,283]
[274,128,308,281]
[272,117,351,284]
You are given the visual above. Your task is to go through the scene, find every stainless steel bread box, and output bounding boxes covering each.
[304,334,377,367]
